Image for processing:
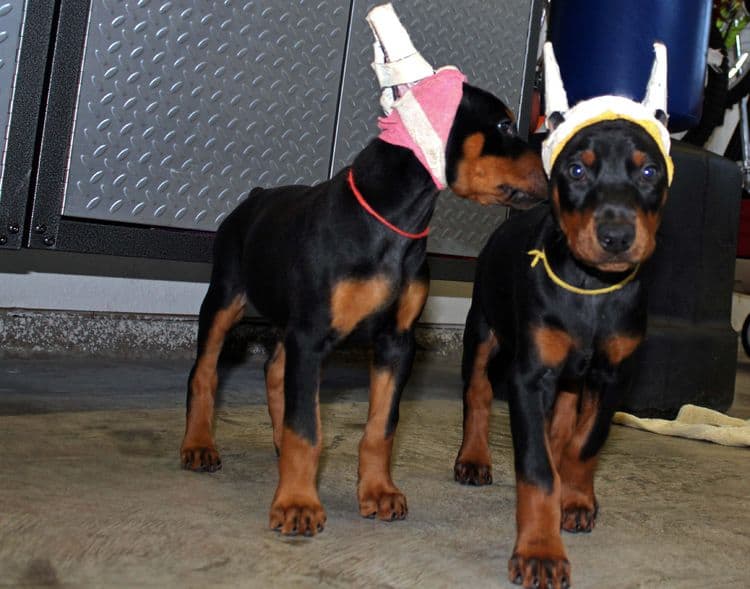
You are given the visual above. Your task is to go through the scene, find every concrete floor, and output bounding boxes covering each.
[1,350,748,588]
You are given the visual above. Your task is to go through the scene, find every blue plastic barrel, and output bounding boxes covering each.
[548,0,712,131]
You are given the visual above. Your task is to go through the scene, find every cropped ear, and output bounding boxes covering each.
[654,109,668,127]
[367,3,434,114]
[642,43,668,125]
[546,111,566,132]
[544,43,570,122]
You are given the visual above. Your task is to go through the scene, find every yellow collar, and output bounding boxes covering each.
[527,249,639,295]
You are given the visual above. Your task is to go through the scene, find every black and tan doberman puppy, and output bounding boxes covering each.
[180,82,547,536]
[454,115,667,588]
[454,114,671,589]
[454,40,673,587]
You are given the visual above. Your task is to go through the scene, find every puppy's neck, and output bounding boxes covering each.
[349,139,440,235]
[546,231,639,289]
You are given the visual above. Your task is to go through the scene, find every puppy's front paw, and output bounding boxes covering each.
[561,491,598,533]
[358,488,407,521]
[454,459,492,486]
[180,445,222,472]
[509,551,571,589]
[269,498,326,536]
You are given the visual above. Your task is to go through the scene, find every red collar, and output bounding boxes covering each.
[347,169,430,240]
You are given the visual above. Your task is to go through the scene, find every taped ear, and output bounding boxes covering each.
[543,42,570,122]
[546,111,566,132]
[367,3,434,114]
[642,43,668,125]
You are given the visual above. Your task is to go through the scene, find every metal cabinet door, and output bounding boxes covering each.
[64,0,350,231]
[0,0,54,250]
[30,0,350,259]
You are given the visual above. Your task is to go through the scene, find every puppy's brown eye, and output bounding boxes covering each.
[497,120,515,135]
[642,165,657,179]
[568,163,585,179]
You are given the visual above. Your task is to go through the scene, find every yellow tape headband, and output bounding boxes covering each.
[546,109,674,185]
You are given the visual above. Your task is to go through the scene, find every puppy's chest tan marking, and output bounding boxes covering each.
[533,325,576,367]
[602,334,642,365]
[330,275,392,335]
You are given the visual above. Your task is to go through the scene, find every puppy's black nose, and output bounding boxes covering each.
[596,222,634,254]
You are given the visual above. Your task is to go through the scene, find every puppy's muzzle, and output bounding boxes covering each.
[594,199,637,257]
[596,221,635,254]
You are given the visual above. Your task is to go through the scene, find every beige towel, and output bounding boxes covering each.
[613,405,750,447]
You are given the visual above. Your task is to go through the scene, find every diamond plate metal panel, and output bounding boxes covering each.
[0,0,26,203]
[63,0,349,230]
[334,0,539,257]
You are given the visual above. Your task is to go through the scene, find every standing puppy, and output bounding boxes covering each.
[454,43,673,588]
[181,4,547,537]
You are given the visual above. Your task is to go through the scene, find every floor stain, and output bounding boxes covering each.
[18,559,60,587]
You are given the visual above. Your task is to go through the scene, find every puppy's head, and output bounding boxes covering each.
[550,119,669,272]
[445,84,547,209]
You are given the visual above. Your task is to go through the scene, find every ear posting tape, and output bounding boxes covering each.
[366,3,466,188]
[541,42,674,185]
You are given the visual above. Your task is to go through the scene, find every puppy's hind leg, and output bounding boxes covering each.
[264,340,285,455]
[269,330,326,536]
[181,236,247,472]
[455,304,498,486]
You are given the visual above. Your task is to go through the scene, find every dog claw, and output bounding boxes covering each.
[269,501,326,536]
[454,461,492,486]
[562,504,596,534]
[180,445,222,472]
[358,489,407,521]
[509,553,570,589]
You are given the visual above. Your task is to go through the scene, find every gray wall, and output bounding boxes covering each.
[0,250,471,324]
